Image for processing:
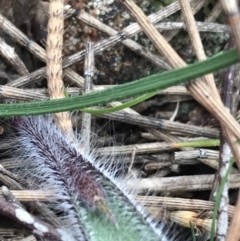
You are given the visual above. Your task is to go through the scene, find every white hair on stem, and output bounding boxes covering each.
[13,115,179,241]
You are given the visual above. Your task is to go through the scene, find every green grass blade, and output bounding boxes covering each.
[175,139,220,148]
[210,158,235,241]
[189,222,196,241]
[80,91,157,114]
[0,49,238,117]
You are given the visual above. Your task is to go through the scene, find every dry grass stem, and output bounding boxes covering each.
[126,173,240,192]
[104,100,211,175]
[227,193,240,241]
[217,143,231,241]
[221,0,240,55]
[220,1,240,235]
[206,1,222,22]
[46,0,73,135]
[1,186,23,208]
[146,207,215,232]
[2,191,235,218]
[0,1,191,96]
[98,141,222,157]
[0,85,48,101]
[0,190,55,202]
[144,156,239,173]
[97,142,180,155]
[1,188,233,234]
[170,210,214,232]
[156,22,228,33]
[0,14,46,62]
[101,112,219,138]
[0,189,235,235]
[81,42,94,151]
[216,51,237,240]
[164,0,208,41]
[19,235,37,241]
[174,149,221,160]
[0,37,28,76]
[0,228,20,239]
[138,195,235,217]
[179,0,219,96]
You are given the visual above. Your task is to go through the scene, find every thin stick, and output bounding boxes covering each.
[1,190,236,217]
[19,235,37,241]
[82,42,94,151]
[101,112,219,138]
[164,0,207,41]
[125,173,240,192]
[1,186,23,208]
[179,0,219,97]
[227,192,240,241]
[0,37,28,76]
[216,143,231,241]
[156,21,229,33]
[221,0,240,232]
[206,1,222,22]
[221,0,240,55]
[216,41,236,241]
[96,140,220,156]
[46,0,73,135]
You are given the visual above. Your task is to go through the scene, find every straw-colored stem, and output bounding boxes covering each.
[46,0,73,136]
